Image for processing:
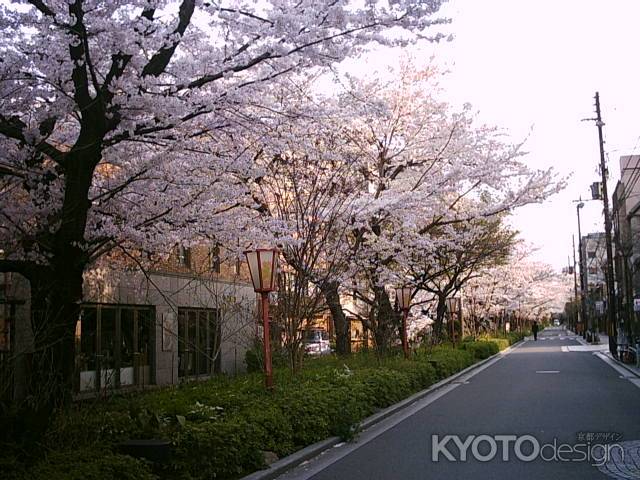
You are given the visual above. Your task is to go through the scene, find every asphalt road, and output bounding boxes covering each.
[277,328,640,480]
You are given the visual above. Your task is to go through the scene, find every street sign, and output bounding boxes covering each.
[595,301,604,314]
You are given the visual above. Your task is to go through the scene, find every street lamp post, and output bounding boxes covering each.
[395,287,412,359]
[244,248,279,389]
[576,202,589,339]
[572,235,581,333]
[446,297,461,346]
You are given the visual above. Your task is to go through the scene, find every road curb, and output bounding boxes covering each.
[241,339,524,480]
[602,351,640,378]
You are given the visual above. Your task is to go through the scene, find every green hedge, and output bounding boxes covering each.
[461,340,500,359]
[6,345,498,480]
[24,448,156,480]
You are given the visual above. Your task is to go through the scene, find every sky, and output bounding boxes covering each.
[400,0,640,271]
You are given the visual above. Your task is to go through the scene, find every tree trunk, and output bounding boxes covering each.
[29,259,84,410]
[322,281,350,355]
[372,286,395,353]
[27,146,99,409]
[433,295,447,342]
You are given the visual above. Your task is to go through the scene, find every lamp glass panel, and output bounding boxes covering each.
[402,288,411,310]
[395,287,411,310]
[245,251,260,291]
[446,298,456,313]
[259,250,275,291]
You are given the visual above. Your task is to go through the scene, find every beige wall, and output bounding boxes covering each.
[84,268,256,385]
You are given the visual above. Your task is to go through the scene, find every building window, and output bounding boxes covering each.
[177,246,191,268]
[76,304,154,392]
[210,245,221,274]
[177,308,221,378]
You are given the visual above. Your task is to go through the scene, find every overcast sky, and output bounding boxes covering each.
[403,0,640,271]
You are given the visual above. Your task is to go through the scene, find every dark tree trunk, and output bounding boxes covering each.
[434,295,447,342]
[372,286,395,352]
[322,281,350,355]
[28,253,85,410]
[26,146,99,409]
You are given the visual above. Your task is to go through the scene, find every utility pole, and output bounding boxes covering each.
[572,236,580,332]
[593,92,617,355]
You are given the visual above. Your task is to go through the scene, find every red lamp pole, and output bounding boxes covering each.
[245,248,279,390]
[401,308,409,359]
[261,292,273,389]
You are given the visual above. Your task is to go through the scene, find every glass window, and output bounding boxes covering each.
[177,246,191,267]
[210,245,221,274]
[137,309,151,366]
[80,307,97,371]
[198,311,209,375]
[178,310,188,377]
[76,304,153,392]
[188,311,197,376]
[100,308,117,371]
[178,308,220,377]
[121,309,135,369]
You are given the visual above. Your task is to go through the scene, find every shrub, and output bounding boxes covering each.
[46,407,140,449]
[421,347,474,379]
[26,448,156,480]
[487,338,509,351]
[241,403,294,456]
[170,419,264,479]
[461,341,500,359]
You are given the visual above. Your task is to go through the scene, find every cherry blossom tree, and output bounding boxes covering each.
[330,63,564,349]
[248,85,361,363]
[0,0,449,406]
[463,247,573,333]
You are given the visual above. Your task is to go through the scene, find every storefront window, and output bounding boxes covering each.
[178,308,220,378]
[76,304,154,392]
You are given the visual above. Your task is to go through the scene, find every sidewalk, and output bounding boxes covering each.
[574,331,640,378]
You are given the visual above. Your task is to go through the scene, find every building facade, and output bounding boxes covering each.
[612,154,640,347]
[1,246,257,401]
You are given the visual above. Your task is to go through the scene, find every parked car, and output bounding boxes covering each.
[303,328,331,356]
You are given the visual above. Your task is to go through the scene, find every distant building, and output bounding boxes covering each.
[580,232,609,333]
[612,154,640,343]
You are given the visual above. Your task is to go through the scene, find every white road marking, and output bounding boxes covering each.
[564,345,608,352]
[535,370,560,374]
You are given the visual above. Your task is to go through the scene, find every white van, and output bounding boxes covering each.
[303,328,331,355]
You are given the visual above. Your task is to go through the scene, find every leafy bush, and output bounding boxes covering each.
[170,420,264,479]
[420,347,474,378]
[26,448,156,480]
[461,341,500,359]
[487,338,510,351]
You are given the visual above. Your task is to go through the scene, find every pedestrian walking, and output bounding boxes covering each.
[532,321,539,341]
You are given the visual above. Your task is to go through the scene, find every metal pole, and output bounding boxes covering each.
[261,293,273,389]
[577,205,589,339]
[458,298,463,342]
[594,92,617,353]
[401,309,409,359]
[572,236,580,332]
